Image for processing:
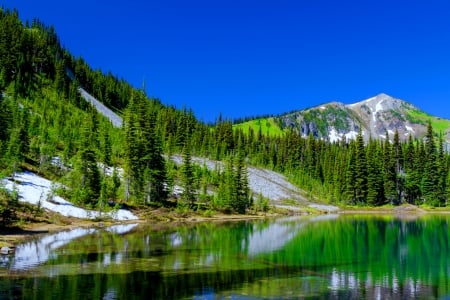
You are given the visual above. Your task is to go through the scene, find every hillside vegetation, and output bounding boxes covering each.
[1,8,450,227]
[232,118,284,137]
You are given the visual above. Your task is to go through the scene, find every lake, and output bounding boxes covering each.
[0,214,449,299]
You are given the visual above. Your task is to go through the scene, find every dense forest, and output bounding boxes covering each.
[1,8,450,225]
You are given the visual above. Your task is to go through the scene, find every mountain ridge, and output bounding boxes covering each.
[238,93,450,142]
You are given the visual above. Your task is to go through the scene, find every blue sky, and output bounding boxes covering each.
[3,0,450,122]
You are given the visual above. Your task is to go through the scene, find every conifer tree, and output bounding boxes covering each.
[393,130,404,203]
[436,136,447,206]
[345,141,357,204]
[421,121,438,205]
[404,135,420,203]
[123,91,167,204]
[232,143,251,214]
[70,115,101,206]
[354,129,367,203]
[366,139,383,206]
[383,132,397,204]
[180,143,196,207]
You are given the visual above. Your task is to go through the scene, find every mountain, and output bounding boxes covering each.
[241,93,450,142]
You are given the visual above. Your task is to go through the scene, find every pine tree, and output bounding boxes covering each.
[354,129,367,203]
[392,130,403,203]
[366,139,383,206]
[215,156,235,211]
[345,141,357,204]
[421,121,438,205]
[436,135,447,206]
[123,91,167,204]
[232,144,251,214]
[383,132,397,204]
[180,143,196,207]
[404,135,420,204]
[70,115,101,206]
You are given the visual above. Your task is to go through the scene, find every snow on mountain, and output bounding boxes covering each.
[276,93,450,143]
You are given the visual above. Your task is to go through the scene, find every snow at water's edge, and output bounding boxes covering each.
[1,171,138,221]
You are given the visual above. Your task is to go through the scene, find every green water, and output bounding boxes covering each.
[1,214,450,299]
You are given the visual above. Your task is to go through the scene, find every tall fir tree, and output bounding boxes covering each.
[421,121,438,205]
[232,143,251,214]
[383,131,397,204]
[366,139,384,206]
[180,143,196,207]
[354,129,367,203]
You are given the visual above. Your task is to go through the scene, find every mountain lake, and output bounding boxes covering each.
[0,214,449,299]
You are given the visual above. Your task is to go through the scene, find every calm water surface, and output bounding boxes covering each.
[1,214,450,299]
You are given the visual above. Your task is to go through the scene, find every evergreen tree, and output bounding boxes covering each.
[180,143,196,207]
[383,132,397,204]
[69,115,101,206]
[123,91,167,204]
[354,129,367,203]
[231,144,251,213]
[421,121,438,205]
[436,135,447,206]
[366,139,383,206]
[345,141,357,204]
[392,130,404,203]
[404,135,420,204]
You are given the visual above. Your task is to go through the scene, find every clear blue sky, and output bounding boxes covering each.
[3,0,450,122]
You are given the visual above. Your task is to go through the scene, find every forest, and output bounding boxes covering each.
[1,8,450,225]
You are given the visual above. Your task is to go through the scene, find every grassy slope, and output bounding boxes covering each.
[406,108,450,133]
[233,118,284,137]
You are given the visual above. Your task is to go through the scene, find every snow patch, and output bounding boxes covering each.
[364,96,376,103]
[405,125,414,133]
[328,128,340,143]
[328,129,359,142]
[345,130,358,140]
[375,100,384,113]
[320,106,326,110]
[388,129,394,136]
[1,172,138,221]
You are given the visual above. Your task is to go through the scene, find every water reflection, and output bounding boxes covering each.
[246,215,339,255]
[0,216,449,299]
[0,224,137,271]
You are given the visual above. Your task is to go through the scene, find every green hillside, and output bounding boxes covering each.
[406,108,450,133]
[233,118,284,136]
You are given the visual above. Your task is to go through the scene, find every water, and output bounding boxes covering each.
[0,214,450,299]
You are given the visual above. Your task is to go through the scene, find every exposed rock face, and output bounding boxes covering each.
[300,121,319,137]
[276,93,450,142]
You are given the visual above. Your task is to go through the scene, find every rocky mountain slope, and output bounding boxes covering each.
[271,94,450,142]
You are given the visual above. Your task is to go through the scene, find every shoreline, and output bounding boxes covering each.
[1,203,449,248]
